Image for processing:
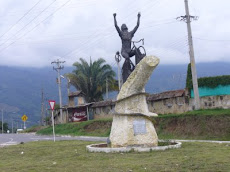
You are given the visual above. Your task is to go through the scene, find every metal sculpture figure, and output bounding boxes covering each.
[113,12,145,82]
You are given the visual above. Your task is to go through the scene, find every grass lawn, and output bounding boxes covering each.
[158,108,230,118]
[0,140,229,172]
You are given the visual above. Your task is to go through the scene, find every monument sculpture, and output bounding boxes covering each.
[86,55,182,152]
[110,13,158,147]
[86,13,182,152]
[109,55,159,147]
[113,13,146,82]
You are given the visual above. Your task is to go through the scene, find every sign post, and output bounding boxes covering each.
[49,100,56,142]
[21,114,28,129]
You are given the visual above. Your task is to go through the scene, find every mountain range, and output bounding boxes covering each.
[0,62,229,127]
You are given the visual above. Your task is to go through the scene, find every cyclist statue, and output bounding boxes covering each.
[113,12,141,82]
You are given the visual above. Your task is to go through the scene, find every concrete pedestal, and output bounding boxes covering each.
[109,55,160,148]
[109,115,158,147]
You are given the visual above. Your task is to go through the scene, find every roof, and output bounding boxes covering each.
[68,91,85,97]
[91,100,115,108]
[65,103,93,109]
[147,89,185,101]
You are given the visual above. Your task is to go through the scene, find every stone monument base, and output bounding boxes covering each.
[86,141,182,153]
[109,114,158,148]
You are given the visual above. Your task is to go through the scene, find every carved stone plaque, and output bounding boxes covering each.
[133,119,147,135]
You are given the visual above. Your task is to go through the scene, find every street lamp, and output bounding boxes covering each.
[10,112,16,134]
[60,75,71,95]
[60,75,71,123]
[1,109,3,134]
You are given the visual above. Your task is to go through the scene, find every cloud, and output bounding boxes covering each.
[0,0,229,68]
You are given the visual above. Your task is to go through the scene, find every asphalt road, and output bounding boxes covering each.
[0,133,107,147]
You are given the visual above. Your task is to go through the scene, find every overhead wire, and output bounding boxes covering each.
[0,0,57,48]
[61,0,151,59]
[0,0,72,54]
[0,0,42,40]
[62,0,167,60]
[73,20,181,61]
[0,0,97,18]
[0,0,190,68]
[68,0,155,64]
[0,19,178,46]
[193,37,230,42]
[76,0,174,57]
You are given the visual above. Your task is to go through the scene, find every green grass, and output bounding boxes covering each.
[0,140,229,172]
[36,118,112,137]
[23,125,46,133]
[155,110,230,141]
[157,108,230,118]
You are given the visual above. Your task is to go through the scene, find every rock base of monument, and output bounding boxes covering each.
[109,114,158,148]
[86,140,182,153]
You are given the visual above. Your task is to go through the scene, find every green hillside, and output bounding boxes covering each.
[36,109,230,141]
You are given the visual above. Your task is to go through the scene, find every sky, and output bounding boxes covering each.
[0,0,230,68]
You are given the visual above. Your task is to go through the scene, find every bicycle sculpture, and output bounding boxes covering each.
[113,12,146,82]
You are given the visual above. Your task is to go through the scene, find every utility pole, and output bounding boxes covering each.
[11,118,13,133]
[106,77,109,99]
[115,52,121,90]
[1,109,3,134]
[40,88,45,126]
[51,59,65,123]
[44,100,48,126]
[66,77,70,95]
[177,0,200,109]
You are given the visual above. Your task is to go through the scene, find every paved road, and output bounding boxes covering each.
[0,133,107,147]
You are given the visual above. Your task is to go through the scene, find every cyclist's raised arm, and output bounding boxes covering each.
[113,13,122,37]
[130,12,141,36]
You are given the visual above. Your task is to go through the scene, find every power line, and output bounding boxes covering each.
[62,0,173,60]
[64,20,179,60]
[0,0,57,48]
[0,20,179,47]
[0,0,42,40]
[193,37,230,42]
[0,0,97,19]
[0,0,71,53]
[61,0,149,59]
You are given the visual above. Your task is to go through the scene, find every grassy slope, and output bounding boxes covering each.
[0,140,229,171]
[36,109,230,140]
[155,109,230,140]
[36,118,112,137]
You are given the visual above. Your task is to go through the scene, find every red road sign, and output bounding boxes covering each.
[49,100,56,110]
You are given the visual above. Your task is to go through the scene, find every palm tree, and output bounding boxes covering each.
[66,58,118,103]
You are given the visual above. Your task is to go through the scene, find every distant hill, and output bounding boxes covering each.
[0,66,72,127]
[0,62,229,127]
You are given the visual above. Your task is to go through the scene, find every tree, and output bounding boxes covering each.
[66,58,118,102]
[0,121,9,133]
[186,63,192,91]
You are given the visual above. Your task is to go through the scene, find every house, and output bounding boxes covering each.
[54,91,92,124]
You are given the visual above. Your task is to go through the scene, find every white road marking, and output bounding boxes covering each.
[30,138,52,140]
[0,138,18,147]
